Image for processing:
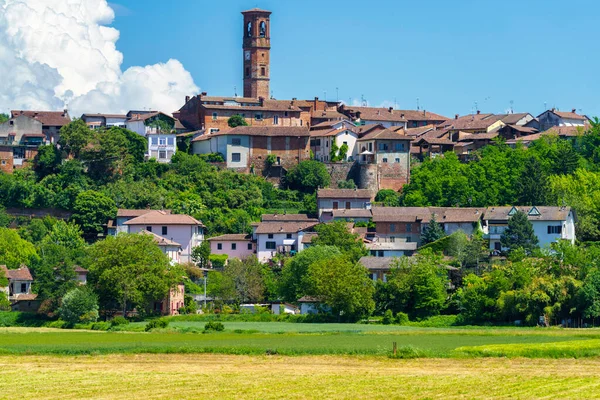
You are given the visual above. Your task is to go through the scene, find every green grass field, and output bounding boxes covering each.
[1,323,600,358]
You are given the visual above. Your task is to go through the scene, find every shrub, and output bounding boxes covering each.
[145,319,169,331]
[110,316,129,327]
[204,321,225,332]
[209,254,228,269]
[91,322,110,331]
[184,295,198,314]
[395,312,409,325]
[58,287,99,325]
[382,309,394,325]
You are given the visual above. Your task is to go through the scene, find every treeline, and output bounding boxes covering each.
[0,120,319,237]
[377,120,600,241]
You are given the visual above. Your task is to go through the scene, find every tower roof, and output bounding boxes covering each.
[241,8,271,14]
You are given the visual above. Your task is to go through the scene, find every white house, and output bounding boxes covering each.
[483,206,576,251]
[139,230,183,265]
[108,209,173,236]
[309,120,359,162]
[366,239,417,258]
[252,216,319,262]
[317,188,372,221]
[537,109,589,132]
[125,111,177,163]
[123,210,205,263]
[1,265,36,302]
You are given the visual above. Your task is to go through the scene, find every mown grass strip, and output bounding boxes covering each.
[457,339,600,358]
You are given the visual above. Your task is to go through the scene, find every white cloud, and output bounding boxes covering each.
[0,0,199,116]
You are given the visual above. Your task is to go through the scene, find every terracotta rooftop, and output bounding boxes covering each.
[341,106,408,123]
[128,111,173,122]
[331,209,373,219]
[371,206,485,223]
[201,99,302,112]
[11,110,71,126]
[547,110,587,121]
[262,214,318,223]
[309,128,356,138]
[139,230,182,247]
[124,210,204,226]
[207,234,253,241]
[301,232,318,244]
[358,128,413,142]
[317,188,372,199]
[193,126,309,142]
[458,132,499,141]
[80,113,127,119]
[254,221,318,234]
[394,110,449,122]
[0,265,33,281]
[484,206,572,222]
[12,293,38,301]
[499,113,532,125]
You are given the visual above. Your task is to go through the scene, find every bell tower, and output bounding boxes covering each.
[242,8,271,99]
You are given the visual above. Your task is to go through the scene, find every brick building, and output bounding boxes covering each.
[0,115,45,173]
[191,126,310,175]
[242,8,271,99]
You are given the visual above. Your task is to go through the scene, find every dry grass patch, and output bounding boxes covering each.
[1,354,600,399]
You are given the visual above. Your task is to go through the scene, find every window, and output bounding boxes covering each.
[266,241,276,250]
[151,137,158,145]
[286,233,292,239]
[168,137,174,145]
[209,128,220,134]
[393,158,399,163]
[406,236,412,242]
[333,201,339,210]
[284,111,288,117]
[406,224,412,232]
[231,243,237,250]
[217,243,222,250]
[268,234,274,239]
[245,67,250,77]
[390,223,396,232]
[378,251,384,257]
[248,243,253,250]
[212,112,218,120]
[395,143,405,151]
[246,21,252,37]
[390,237,395,243]
[1,160,5,165]
[21,283,26,293]
[159,137,166,146]
[273,115,279,124]
[368,143,373,152]
[310,139,321,146]
[346,202,351,209]
[259,21,266,37]
[255,113,263,121]
[326,141,329,148]
[548,225,562,234]
[494,242,502,251]
[146,226,152,232]
[379,143,389,151]
[382,158,388,163]
[261,67,266,76]
[9,120,14,126]
[232,138,241,146]
[231,153,241,162]
[159,150,167,159]
[162,226,168,235]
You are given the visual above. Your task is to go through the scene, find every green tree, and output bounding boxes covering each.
[33,145,62,179]
[500,210,539,254]
[285,160,331,193]
[421,215,445,245]
[279,245,341,302]
[0,267,9,311]
[87,234,182,315]
[578,269,600,321]
[0,228,39,269]
[306,255,375,320]
[58,287,99,325]
[72,190,117,236]
[191,241,211,268]
[58,119,90,158]
[337,179,356,189]
[552,139,580,175]
[516,157,549,206]
[338,143,349,161]
[0,113,8,124]
[312,220,367,262]
[227,114,248,128]
[223,256,265,303]
[0,206,11,228]
[375,189,401,206]
[329,141,340,162]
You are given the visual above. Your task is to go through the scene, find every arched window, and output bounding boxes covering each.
[246,22,252,37]
[259,21,266,37]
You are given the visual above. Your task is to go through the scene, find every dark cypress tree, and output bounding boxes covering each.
[516,157,549,206]
[422,215,445,245]
[552,140,580,175]
[500,210,539,254]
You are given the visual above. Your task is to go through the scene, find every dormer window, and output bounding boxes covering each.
[508,206,518,216]
[528,206,541,216]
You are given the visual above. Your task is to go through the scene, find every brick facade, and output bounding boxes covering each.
[242,9,271,99]
[0,146,13,173]
[248,135,310,175]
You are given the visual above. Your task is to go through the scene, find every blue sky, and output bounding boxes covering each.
[111,0,600,118]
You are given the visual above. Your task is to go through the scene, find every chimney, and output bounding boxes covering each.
[572,108,577,114]
[400,113,405,119]
[388,107,393,113]
[314,96,319,111]
[259,96,265,106]
[476,110,480,115]
[185,96,190,103]
[455,114,459,120]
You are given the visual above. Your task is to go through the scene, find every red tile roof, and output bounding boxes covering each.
[117,209,171,218]
[0,265,33,281]
[341,106,407,123]
[262,214,318,222]
[317,188,372,199]
[193,126,309,142]
[11,110,71,127]
[207,234,253,241]
[358,128,413,142]
[124,210,203,226]
[254,221,318,234]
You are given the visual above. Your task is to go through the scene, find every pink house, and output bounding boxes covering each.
[155,283,185,315]
[208,234,255,260]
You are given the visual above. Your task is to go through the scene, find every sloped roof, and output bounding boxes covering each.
[331,209,373,219]
[500,113,532,125]
[207,234,253,241]
[301,232,318,243]
[546,110,587,120]
[0,265,33,281]
[193,126,309,142]
[358,128,413,142]
[117,209,171,218]
[438,114,503,131]
[81,113,127,119]
[371,206,485,223]
[201,99,302,112]
[124,210,203,226]
[342,106,407,123]
[359,256,398,270]
[484,206,572,221]
[366,241,419,251]
[128,111,174,122]
[254,221,318,234]
[262,214,318,223]
[394,110,448,122]
[11,110,71,126]
[458,132,499,141]
[310,128,357,138]
[317,188,372,199]
[311,110,347,120]
[139,230,182,247]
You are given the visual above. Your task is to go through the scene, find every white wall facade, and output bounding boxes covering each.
[256,232,300,262]
[127,224,203,263]
[147,134,177,163]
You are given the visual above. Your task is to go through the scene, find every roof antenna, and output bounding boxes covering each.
[416,97,420,111]
[361,94,367,106]
[336,87,339,102]
[510,100,514,114]
[234,86,237,97]
[324,90,327,101]
[394,97,397,109]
